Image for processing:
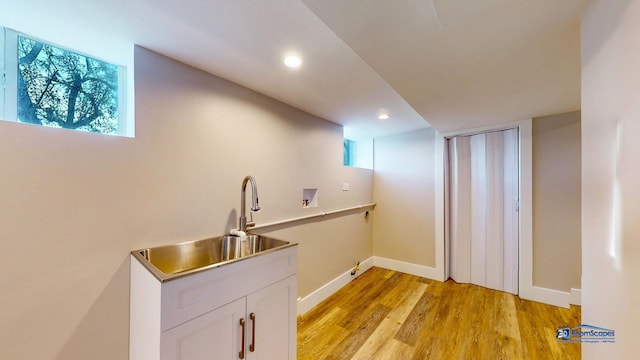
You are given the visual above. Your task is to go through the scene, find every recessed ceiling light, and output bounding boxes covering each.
[378,113,390,120]
[284,55,302,68]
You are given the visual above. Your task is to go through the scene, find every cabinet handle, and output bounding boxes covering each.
[249,312,256,352]
[239,318,246,359]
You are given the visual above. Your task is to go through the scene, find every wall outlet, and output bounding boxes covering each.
[342,183,350,191]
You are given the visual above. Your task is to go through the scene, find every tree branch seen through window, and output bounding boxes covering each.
[17,35,119,134]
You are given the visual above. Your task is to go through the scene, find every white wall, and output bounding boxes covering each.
[373,128,437,268]
[375,118,583,303]
[532,111,581,292]
[0,46,373,359]
[582,1,640,358]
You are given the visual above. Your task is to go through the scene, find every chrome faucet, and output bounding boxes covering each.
[239,175,260,232]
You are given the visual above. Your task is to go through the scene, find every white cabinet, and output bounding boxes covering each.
[245,276,297,360]
[161,298,245,360]
[130,246,297,360]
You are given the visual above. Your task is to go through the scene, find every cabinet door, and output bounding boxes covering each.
[161,297,246,360]
[246,275,297,360]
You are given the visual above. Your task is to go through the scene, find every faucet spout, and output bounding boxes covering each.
[239,175,260,232]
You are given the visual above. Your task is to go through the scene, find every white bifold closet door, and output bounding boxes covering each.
[448,128,519,295]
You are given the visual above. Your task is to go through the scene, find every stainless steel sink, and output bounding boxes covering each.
[132,235,293,281]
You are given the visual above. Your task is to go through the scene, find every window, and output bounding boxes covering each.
[344,138,356,166]
[1,27,127,135]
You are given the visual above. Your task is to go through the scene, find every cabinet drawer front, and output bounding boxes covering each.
[161,247,297,331]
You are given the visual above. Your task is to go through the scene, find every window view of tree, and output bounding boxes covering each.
[17,35,119,134]
[344,139,356,166]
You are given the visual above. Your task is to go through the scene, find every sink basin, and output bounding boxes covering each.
[132,235,292,281]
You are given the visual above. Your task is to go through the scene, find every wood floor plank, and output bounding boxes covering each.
[350,281,428,360]
[394,289,436,346]
[411,280,473,359]
[301,267,387,325]
[297,267,582,360]
[374,339,414,360]
[377,272,418,308]
[408,280,453,360]
[297,306,350,360]
[329,303,392,359]
[492,291,525,359]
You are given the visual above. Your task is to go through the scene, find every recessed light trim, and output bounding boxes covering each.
[284,55,302,68]
[378,113,390,120]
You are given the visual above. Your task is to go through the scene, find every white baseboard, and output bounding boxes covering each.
[533,286,570,308]
[373,256,439,280]
[297,257,374,316]
[570,288,582,306]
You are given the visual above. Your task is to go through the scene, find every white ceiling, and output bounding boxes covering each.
[0,0,586,139]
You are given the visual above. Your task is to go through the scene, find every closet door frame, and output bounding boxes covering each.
[437,119,533,300]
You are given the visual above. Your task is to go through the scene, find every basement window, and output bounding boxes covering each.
[1,26,127,136]
[344,138,356,166]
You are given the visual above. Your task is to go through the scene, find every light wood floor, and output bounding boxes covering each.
[298,267,581,360]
